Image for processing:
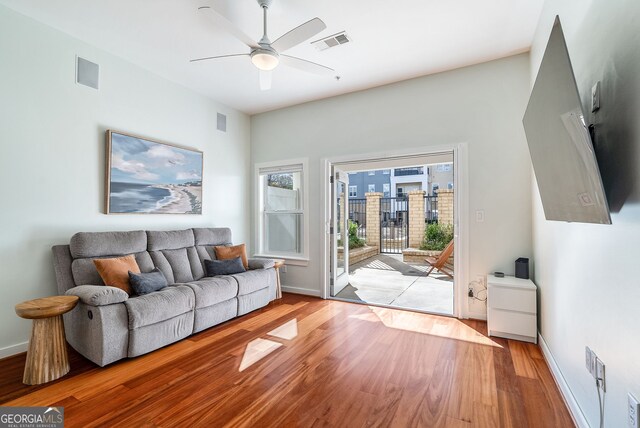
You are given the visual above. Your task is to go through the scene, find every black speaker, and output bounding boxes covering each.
[515,257,529,279]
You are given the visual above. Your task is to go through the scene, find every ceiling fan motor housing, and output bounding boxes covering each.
[251,46,280,71]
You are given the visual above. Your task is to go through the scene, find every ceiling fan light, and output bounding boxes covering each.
[251,50,279,71]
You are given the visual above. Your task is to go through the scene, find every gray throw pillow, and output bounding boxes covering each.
[128,268,168,295]
[205,257,246,276]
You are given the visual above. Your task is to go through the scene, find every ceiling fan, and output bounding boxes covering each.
[192,0,335,90]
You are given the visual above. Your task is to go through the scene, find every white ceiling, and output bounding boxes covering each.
[0,0,544,114]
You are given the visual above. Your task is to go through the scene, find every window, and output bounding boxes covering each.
[349,185,357,197]
[256,160,308,260]
[436,164,452,172]
[397,187,404,197]
[382,183,390,197]
[394,167,424,176]
[368,184,376,193]
[448,182,454,189]
[432,183,439,195]
[382,169,390,175]
[368,171,375,176]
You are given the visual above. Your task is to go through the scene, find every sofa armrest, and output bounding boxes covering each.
[66,285,128,306]
[248,258,275,270]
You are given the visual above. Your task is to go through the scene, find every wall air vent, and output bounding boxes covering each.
[311,31,352,51]
[217,113,227,132]
[76,56,99,90]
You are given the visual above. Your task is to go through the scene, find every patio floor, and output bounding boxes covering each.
[334,253,454,315]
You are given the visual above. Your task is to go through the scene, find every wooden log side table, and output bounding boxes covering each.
[273,259,285,299]
[15,295,79,385]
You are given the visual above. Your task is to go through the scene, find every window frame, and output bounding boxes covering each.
[368,184,376,193]
[254,158,309,264]
[349,185,358,197]
[382,183,390,197]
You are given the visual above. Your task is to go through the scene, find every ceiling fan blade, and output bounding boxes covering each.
[260,70,272,91]
[190,53,249,63]
[280,55,334,76]
[198,6,259,49]
[271,18,326,52]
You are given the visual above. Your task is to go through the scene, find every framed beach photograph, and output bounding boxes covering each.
[105,131,203,214]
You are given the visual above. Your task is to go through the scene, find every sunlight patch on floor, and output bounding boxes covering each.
[267,318,299,340]
[348,306,502,348]
[239,338,283,372]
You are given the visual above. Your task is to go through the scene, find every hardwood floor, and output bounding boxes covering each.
[0,294,574,427]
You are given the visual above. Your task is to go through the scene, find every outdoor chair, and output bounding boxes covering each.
[424,239,454,278]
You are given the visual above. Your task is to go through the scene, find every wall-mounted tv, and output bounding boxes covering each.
[523,16,611,224]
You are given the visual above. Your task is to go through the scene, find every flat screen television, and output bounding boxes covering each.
[523,16,611,224]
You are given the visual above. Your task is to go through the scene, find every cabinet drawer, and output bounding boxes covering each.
[488,285,536,313]
[488,308,537,338]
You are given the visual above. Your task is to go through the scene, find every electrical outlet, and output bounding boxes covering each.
[596,357,605,391]
[629,393,639,428]
[585,347,595,376]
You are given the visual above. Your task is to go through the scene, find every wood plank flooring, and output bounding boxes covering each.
[0,294,574,427]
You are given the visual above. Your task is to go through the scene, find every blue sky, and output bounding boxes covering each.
[110,133,202,185]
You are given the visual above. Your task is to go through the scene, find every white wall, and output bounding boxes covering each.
[251,54,533,318]
[0,5,251,355]
[530,0,640,426]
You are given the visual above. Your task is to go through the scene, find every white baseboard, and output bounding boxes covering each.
[466,311,487,320]
[281,285,321,297]
[538,333,589,428]
[0,341,28,359]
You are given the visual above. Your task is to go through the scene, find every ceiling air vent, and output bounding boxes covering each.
[311,31,352,51]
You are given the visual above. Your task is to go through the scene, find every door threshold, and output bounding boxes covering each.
[327,295,455,318]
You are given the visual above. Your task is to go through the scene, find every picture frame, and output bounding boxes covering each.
[105,130,203,214]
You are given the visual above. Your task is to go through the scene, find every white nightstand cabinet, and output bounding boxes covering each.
[487,274,537,344]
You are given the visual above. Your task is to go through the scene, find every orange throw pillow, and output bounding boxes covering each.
[214,244,248,269]
[93,254,140,295]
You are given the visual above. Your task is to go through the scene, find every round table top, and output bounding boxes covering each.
[15,296,79,319]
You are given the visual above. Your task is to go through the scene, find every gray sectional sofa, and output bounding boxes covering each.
[51,227,276,367]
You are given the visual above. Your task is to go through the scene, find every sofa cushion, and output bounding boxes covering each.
[147,229,195,251]
[148,247,203,285]
[192,228,232,246]
[129,268,168,295]
[148,251,175,285]
[232,269,272,296]
[205,257,245,276]
[70,230,147,258]
[187,246,205,280]
[184,277,238,309]
[124,284,194,330]
[214,244,248,269]
[161,248,194,283]
[94,255,140,295]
